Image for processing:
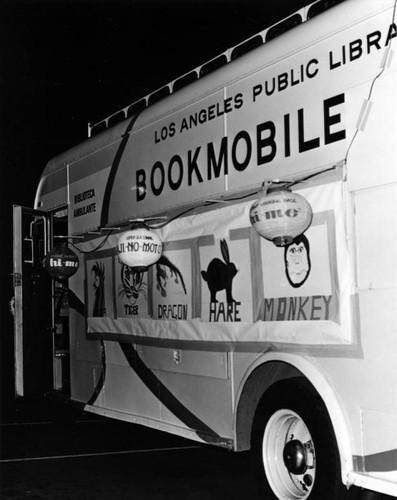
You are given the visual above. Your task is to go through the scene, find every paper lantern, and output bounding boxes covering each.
[249,186,313,246]
[43,240,79,280]
[117,223,162,271]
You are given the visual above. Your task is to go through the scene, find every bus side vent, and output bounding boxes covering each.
[231,35,264,61]
[265,14,302,42]
[173,71,199,91]
[199,55,228,78]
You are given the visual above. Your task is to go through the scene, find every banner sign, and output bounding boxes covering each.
[82,182,356,348]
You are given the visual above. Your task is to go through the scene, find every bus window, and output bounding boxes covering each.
[199,55,228,78]
[148,86,170,106]
[231,35,263,60]
[90,120,107,136]
[173,71,198,91]
[265,14,302,42]
[127,99,147,118]
[307,0,346,20]
[107,110,127,128]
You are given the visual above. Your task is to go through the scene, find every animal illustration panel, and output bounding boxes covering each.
[200,237,253,322]
[116,261,149,318]
[259,212,338,322]
[201,239,238,303]
[152,249,191,320]
[86,256,115,318]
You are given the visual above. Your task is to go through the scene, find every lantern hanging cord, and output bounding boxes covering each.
[287,163,340,189]
[69,229,115,254]
[150,188,266,229]
[146,161,345,230]
[150,203,216,229]
[222,189,263,202]
[344,0,396,166]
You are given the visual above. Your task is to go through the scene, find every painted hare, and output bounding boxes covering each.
[201,239,238,303]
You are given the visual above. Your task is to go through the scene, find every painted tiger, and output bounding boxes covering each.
[118,264,147,304]
[118,255,187,305]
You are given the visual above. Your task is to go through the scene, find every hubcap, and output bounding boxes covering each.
[283,439,307,475]
[262,409,316,499]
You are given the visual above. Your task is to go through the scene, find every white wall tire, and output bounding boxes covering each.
[251,379,350,500]
[263,409,316,499]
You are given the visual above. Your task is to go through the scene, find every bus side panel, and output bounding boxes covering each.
[68,282,105,404]
[231,37,397,489]
[99,342,162,422]
[346,70,397,192]
[76,339,235,444]
[68,141,121,235]
[138,345,233,440]
[29,1,396,495]
[314,285,397,487]
[346,39,397,472]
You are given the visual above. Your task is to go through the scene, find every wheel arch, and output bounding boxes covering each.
[234,352,353,484]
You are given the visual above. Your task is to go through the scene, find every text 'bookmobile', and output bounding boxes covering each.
[13,0,397,498]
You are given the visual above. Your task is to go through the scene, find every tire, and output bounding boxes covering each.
[251,378,350,500]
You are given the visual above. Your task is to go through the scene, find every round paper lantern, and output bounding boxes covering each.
[43,240,80,280]
[117,223,162,271]
[249,187,313,246]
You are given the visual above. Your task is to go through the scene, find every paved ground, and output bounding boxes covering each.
[0,397,260,500]
[1,397,392,500]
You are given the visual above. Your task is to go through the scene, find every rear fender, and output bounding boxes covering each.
[234,352,353,485]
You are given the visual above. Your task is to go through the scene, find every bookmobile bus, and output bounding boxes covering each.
[13,0,397,498]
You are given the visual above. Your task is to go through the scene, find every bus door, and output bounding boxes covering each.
[12,205,69,398]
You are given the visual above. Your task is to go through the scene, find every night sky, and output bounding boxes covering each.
[0,0,313,401]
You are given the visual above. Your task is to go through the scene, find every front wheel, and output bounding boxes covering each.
[251,379,350,500]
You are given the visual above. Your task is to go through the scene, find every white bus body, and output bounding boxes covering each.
[13,0,397,498]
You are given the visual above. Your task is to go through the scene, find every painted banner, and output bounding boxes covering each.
[83,181,356,348]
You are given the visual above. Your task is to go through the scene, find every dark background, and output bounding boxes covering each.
[0,0,314,410]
